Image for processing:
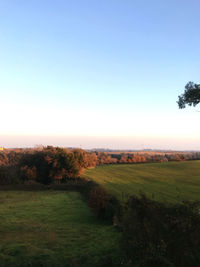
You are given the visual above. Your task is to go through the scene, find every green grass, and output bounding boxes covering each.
[0,191,120,266]
[82,161,200,203]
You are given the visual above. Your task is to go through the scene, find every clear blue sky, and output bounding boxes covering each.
[0,0,200,149]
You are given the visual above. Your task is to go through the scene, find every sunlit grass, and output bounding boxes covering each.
[0,191,120,266]
[82,161,200,203]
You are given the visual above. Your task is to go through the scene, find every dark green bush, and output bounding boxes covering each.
[121,195,200,267]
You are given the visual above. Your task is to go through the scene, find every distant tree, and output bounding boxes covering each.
[177,81,200,109]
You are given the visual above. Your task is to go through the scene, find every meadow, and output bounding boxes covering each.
[0,191,120,266]
[82,160,200,203]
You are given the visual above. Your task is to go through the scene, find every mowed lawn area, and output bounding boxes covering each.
[0,191,120,266]
[82,161,200,203]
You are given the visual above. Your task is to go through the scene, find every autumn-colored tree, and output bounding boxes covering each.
[20,165,37,182]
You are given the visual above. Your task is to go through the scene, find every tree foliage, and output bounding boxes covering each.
[177,81,200,109]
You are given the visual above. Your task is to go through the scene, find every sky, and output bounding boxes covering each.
[0,0,200,150]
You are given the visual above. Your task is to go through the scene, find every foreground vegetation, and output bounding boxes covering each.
[0,191,120,266]
[122,195,200,267]
[82,160,200,203]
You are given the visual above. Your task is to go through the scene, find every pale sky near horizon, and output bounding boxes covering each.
[0,0,200,150]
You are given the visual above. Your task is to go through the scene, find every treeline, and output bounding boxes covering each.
[0,146,97,185]
[1,147,200,185]
[96,151,200,164]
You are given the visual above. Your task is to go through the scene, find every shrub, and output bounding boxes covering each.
[88,185,120,222]
[121,195,200,267]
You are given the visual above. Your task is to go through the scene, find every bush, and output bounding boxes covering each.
[121,195,200,267]
[88,185,120,222]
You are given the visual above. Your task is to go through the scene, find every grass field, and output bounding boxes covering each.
[82,161,200,203]
[0,191,120,266]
